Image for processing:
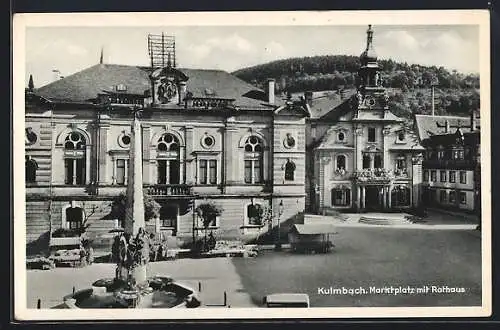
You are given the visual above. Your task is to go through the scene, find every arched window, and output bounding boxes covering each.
[25,156,38,183]
[336,155,346,170]
[64,132,86,185]
[284,160,295,181]
[157,133,180,184]
[244,135,263,184]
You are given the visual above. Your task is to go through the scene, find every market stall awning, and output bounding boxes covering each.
[290,224,339,235]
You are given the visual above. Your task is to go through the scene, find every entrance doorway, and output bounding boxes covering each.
[365,186,382,211]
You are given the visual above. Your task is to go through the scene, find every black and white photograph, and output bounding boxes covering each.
[13,10,491,319]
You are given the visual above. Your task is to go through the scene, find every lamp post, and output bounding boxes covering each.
[275,200,284,251]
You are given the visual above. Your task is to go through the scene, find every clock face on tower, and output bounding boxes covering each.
[364,96,376,107]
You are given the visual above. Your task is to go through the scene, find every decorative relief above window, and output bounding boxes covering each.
[117,132,131,148]
[201,134,215,149]
[25,127,38,146]
[283,133,296,149]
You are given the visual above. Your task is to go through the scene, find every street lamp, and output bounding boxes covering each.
[275,200,284,251]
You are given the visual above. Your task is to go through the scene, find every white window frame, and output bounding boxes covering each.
[460,171,467,184]
[244,155,263,184]
[198,158,218,185]
[114,158,130,186]
[459,192,467,205]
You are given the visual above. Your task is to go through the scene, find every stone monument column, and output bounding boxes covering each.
[123,111,147,287]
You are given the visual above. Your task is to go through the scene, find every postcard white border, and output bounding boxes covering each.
[13,9,491,320]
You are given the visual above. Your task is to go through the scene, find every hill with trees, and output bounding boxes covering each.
[232,55,480,118]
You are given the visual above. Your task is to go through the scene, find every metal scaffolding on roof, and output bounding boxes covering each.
[148,33,176,69]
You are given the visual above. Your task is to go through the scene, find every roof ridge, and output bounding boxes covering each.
[415,114,469,118]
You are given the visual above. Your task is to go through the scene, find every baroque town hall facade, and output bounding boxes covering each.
[306,25,424,214]
[24,26,424,248]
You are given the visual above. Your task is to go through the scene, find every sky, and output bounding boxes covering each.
[25,25,479,88]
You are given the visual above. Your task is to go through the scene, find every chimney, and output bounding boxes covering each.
[445,120,450,133]
[267,78,275,104]
[178,81,187,105]
[304,91,313,107]
[470,110,477,132]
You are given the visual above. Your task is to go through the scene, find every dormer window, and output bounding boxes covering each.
[116,84,127,92]
[398,132,405,141]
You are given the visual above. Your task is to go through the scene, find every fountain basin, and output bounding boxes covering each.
[61,276,200,309]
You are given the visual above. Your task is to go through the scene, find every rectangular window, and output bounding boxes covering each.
[423,170,429,182]
[368,127,376,142]
[449,191,456,204]
[460,192,467,204]
[431,170,437,182]
[460,171,467,184]
[199,160,207,184]
[244,160,252,183]
[437,151,444,160]
[209,160,217,184]
[449,170,456,183]
[157,160,167,184]
[160,205,177,228]
[440,170,447,182]
[64,159,73,185]
[64,158,85,185]
[253,159,262,183]
[439,190,447,203]
[116,159,126,185]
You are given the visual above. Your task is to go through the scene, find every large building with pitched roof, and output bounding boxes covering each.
[25,45,310,249]
[305,25,425,214]
[415,112,480,213]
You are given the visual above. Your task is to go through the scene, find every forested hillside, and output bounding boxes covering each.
[232,55,480,117]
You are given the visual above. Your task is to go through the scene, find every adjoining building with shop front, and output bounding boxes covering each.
[415,112,481,214]
[305,25,425,214]
[25,34,310,249]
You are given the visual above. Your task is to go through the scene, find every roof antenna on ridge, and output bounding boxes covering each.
[99,46,104,65]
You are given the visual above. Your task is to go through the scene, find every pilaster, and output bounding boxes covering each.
[98,119,110,184]
[184,125,194,185]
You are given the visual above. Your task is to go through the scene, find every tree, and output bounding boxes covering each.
[195,202,223,251]
[110,192,161,227]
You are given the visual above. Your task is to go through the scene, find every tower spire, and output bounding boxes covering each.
[28,74,34,92]
[366,24,374,51]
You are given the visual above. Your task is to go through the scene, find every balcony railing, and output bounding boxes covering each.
[393,169,409,179]
[351,168,394,182]
[144,184,193,196]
